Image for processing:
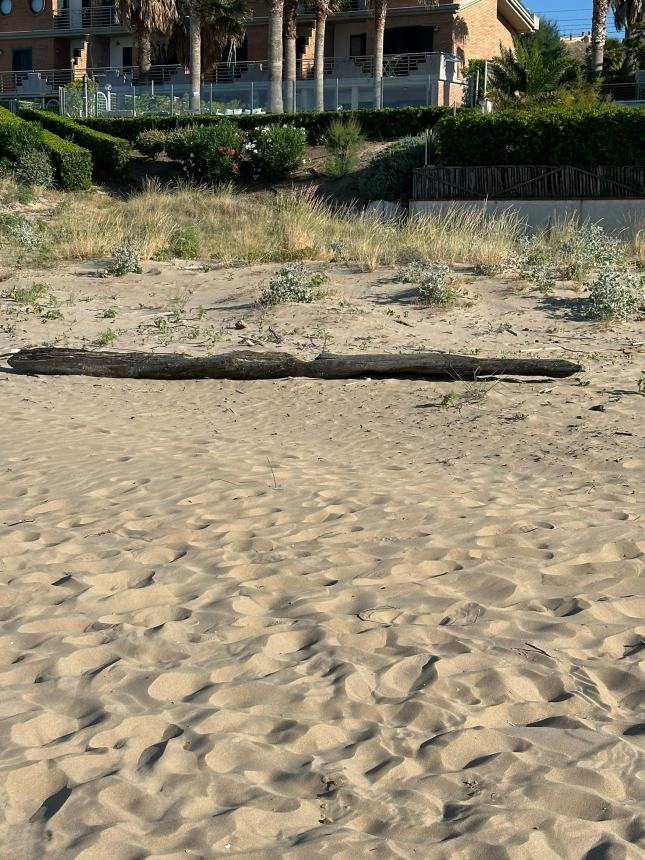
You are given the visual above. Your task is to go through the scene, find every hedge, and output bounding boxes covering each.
[0,105,92,190]
[0,105,42,160]
[79,106,449,145]
[434,106,645,168]
[18,107,131,177]
[40,129,92,190]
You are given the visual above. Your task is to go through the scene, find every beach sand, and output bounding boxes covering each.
[1,262,644,859]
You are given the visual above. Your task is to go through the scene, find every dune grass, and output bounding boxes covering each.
[0,177,643,272]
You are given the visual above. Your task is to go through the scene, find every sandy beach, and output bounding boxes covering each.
[1,261,644,859]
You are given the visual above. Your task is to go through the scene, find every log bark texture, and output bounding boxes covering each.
[7,349,582,380]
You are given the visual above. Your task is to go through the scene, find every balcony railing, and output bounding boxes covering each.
[52,6,121,31]
[0,53,462,96]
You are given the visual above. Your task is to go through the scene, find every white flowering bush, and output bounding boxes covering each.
[397,259,429,283]
[585,268,644,322]
[259,263,327,305]
[244,125,307,181]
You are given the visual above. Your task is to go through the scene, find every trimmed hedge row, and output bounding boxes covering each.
[434,106,645,168]
[18,107,131,177]
[0,105,91,190]
[40,129,92,190]
[79,106,449,145]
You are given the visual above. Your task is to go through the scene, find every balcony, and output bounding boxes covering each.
[52,5,124,32]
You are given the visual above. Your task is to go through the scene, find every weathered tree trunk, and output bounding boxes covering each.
[314,7,328,112]
[373,0,386,108]
[8,348,582,380]
[268,0,284,114]
[138,29,152,80]
[284,0,298,113]
[189,5,202,112]
[591,0,609,78]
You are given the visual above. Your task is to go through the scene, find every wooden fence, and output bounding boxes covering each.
[412,165,645,200]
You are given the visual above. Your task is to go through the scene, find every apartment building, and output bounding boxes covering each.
[0,0,537,108]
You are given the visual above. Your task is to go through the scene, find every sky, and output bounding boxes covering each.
[527,1,620,38]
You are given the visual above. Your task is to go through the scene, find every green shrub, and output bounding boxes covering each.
[434,106,645,168]
[325,116,364,177]
[168,227,199,258]
[14,149,54,187]
[136,128,166,158]
[0,106,91,191]
[18,107,131,178]
[0,109,43,161]
[169,121,244,182]
[40,129,92,191]
[246,124,306,181]
[78,106,448,145]
[358,134,426,201]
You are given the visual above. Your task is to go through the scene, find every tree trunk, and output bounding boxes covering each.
[284,0,297,113]
[189,6,201,113]
[591,0,609,78]
[314,11,327,112]
[138,29,152,81]
[8,348,582,380]
[373,1,386,108]
[268,0,284,114]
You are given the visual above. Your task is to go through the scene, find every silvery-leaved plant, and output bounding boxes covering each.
[585,268,644,322]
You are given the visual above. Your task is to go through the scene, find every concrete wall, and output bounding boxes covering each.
[410,199,645,233]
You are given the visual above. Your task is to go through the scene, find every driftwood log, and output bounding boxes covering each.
[7,348,582,380]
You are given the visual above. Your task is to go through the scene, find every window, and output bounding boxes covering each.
[30,0,44,11]
[349,34,366,57]
[384,26,434,54]
[122,46,133,67]
[0,0,12,14]
[12,48,33,71]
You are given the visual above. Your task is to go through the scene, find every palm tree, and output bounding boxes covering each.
[612,0,645,74]
[167,0,247,112]
[284,0,297,112]
[489,38,577,104]
[312,0,330,111]
[117,0,177,80]
[372,0,386,108]
[591,0,610,77]
[612,0,645,36]
[369,0,437,109]
[267,0,284,113]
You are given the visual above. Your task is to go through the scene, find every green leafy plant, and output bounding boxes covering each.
[77,106,448,145]
[14,149,54,187]
[259,263,327,305]
[94,328,118,346]
[637,371,645,396]
[358,134,427,201]
[418,262,458,305]
[167,227,199,259]
[169,120,244,183]
[434,107,645,171]
[245,124,307,181]
[18,107,131,179]
[136,129,167,159]
[325,116,364,178]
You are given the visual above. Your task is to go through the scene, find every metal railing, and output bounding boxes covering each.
[52,6,121,31]
[0,53,461,97]
[602,81,645,102]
